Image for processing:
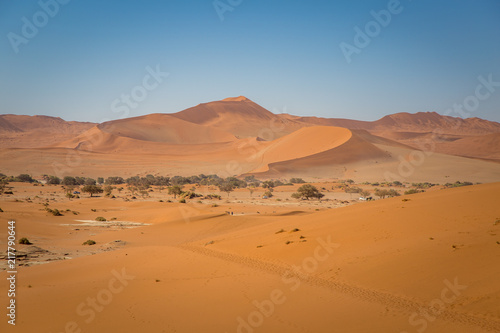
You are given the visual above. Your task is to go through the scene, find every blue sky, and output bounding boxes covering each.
[1,0,499,123]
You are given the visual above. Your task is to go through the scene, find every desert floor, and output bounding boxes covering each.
[0,181,499,332]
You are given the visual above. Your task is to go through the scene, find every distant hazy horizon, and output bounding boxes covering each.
[1,0,499,123]
[3,96,500,125]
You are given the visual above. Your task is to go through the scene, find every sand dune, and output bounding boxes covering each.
[1,97,499,181]
[97,113,237,144]
[295,112,500,135]
[373,131,500,161]
[1,182,499,332]
[171,96,306,139]
[249,126,353,173]
[0,115,95,148]
[246,126,392,176]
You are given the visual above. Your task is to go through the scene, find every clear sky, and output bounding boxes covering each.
[1,0,499,123]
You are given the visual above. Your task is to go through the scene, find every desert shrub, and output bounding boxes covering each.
[345,186,362,193]
[204,194,221,200]
[291,184,324,200]
[290,178,306,184]
[44,175,61,185]
[62,176,78,186]
[46,208,63,216]
[218,183,235,197]
[105,177,125,185]
[103,185,114,197]
[444,181,473,188]
[82,240,96,246]
[19,237,32,245]
[179,199,186,203]
[168,185,183,198]
[387,189,400,197]
[264,190,273,198]
[0,208,3,212]
[180,191,202,199]
[404,189,424,195]
[95,216,106,222]
[261,181,275,189]
[4,191,14,195]
[412,182,436,189]
[82,185,103,197]
[374,188,399,198]
[16,174,35,183]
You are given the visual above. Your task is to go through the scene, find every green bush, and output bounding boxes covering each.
[82,240,96,246]
[404,189,423,195]
[95,216,106,222]
[46,208,63,216]
[19,237,32,245]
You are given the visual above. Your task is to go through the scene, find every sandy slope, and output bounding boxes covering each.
[1,97,499,180]
[248,126,353,173]
[0,115,95,148]
[0,132,498,183]
[171,97,306,139]
[0,183,499,332]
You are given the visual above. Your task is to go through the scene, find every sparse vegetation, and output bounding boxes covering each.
[404,189,424,195]
[19,237,32,245]
[218,182,235,197]
[168,185,183,199]
[82,240,96,246]
[290,178,306,184]
[46,208,63,216]
[444,181,473,188]
[374,188,400,199]
[95,216,107,222]
[263,190,273,198]
[82,185,104,197]
[292,184,324,200]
